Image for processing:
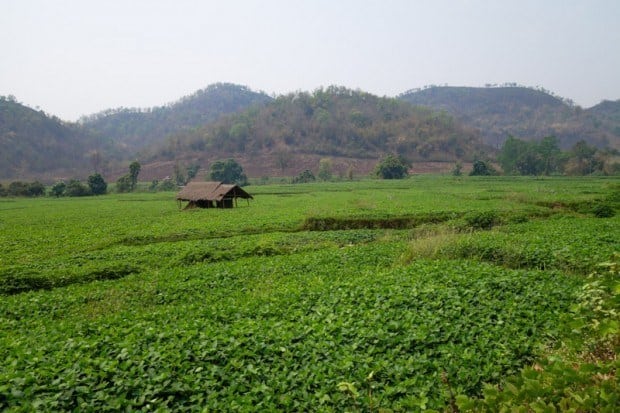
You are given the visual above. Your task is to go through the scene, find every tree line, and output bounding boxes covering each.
[0,174,107,198]
[498,136,619,176]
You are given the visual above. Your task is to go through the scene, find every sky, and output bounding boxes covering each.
[2,0,620,121]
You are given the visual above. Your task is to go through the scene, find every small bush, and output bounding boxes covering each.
[591,203,615,218]
[464,211,499,230]
[292,170,316,184]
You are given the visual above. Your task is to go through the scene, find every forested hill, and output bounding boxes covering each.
[0,96,115,179]
[587,100,620,137]
[80,83,272,152]
[146,86,483,164]
[399,86,620,150]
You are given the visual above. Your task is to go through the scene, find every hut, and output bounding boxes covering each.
[176,181,253,209]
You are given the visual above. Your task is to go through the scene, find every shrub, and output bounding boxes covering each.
[65,180,90,197]
[591,203,615,218]
[50,181,66,197]
[116,174,133,193]
[469,160,496,176]
[87,173,107,195]
[374,154,409,179]
[7,181,30,196]
[465,211,499,230]
[292,170,316,184]
[209,159,248,186]
[158,178,178,191]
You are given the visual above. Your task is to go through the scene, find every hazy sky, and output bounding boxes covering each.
[2,0,620,120]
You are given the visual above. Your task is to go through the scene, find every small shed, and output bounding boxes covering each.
[176,181,253,209]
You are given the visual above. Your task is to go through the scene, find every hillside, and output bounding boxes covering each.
[399,86,620,150]
[587,99,620,137]
[0,96,116,180]
[142,86,484,178]
[80,83,272,152]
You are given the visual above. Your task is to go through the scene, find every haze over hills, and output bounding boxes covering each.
[140,86,483,179]
[0,96,116,180]
[80,83,272,152]
[1,83,619,181]
[399,86,620,150]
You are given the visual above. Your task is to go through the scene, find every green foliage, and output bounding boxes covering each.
[565,140,605,175]
[209,158,248,186]
[5,181,45,197]
[50,181,66,197]
[469,159,496,176]
[173,161,186,185]
[186,164,200,180]
[451,161,463,176]
[157,178,177,191]
[456,254,620,412]
[374,154,409,179]
[7,181,30,196]
[464,210,500,230]
[129,160,141,190]
[65,179,90,197]
[27,181,45,197]
[292,169,316,183]
[87,173,107,195]
[115,174,132,193]
[0,177,617,411]
[317,158,333,181]
[591,202,615,218]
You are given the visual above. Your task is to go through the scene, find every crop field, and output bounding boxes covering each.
[0,176,618,411]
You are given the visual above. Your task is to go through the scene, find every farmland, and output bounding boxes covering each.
[0,176,618,411]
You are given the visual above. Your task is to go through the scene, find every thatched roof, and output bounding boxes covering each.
[176,181,253,202]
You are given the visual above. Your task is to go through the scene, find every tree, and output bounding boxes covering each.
[50,181,66,197]
[499,136,528,174]
[537,136,561,175]
[116,174,133,193]
[0,183,6,197]
[158,178,177,191]
[187,164,200,181]
[566,140,600,175]
[499,136,561,176]
[515,151,543,175]
[7,181,30,197]
[27,181,46,197]
[209,159,248,186]
[129,161,141,190]
[469,159,496,176]
[65,180,90,197]
[292,170,316,184]
[451,162,463,176]
[87,173,107,195]
[173,162,186,186]
[374,154,409,179]
[318,158,333,181]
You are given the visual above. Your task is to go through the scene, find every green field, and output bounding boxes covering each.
[1,176,618,411]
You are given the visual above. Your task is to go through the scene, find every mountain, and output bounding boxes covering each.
[0,96,115,180]
[80,83,272,152]
[140,86,484,178]
[399,86,620,150]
